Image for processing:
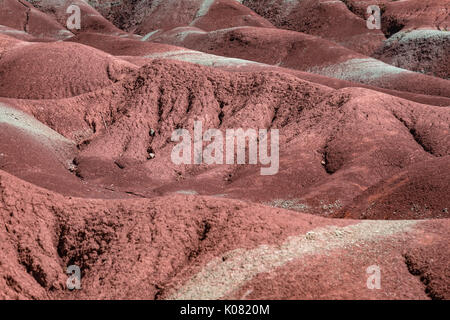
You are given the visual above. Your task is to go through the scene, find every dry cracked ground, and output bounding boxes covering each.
[0,0,449,300]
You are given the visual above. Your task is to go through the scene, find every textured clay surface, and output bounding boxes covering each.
[0,0,449,300]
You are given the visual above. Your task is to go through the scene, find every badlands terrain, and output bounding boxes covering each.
[0,0,449,300]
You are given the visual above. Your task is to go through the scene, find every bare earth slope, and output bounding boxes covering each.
[146,25,450,98]
[0,0,448,300]
[1,170,449,300]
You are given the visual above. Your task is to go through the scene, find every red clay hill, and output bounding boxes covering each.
[0,0,449,300]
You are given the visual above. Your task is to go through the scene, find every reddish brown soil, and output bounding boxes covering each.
[148,25,450,98]
[0,41,136,99]
[0,0,448,300]
[90,0,274,34]
[330,0,450,79]
[223,220,450,300]
[335,157,450,220]
[1,170,449,300]
[341,0,449,33]
[242,0,386,55]
[0,0,73,41]
[28,0,124,36]
[373,29,450,79]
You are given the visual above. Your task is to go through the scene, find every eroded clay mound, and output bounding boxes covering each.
[241,0,386,55]
[89,0,273,34]
[148,25,361,68]
[242,0,449,79]
[0,40,136,99]
[67,31,450,107]
[381,0,449,34]
[68,32,186,57]
[4,60,447,220]
[0,33,26,53]
[220,220,450,300]
[0,0,448,301]
[1,170,449,300]
[373,30,450,79]
[339,1,449,78]
[0,0,73,40]
[331,0,449,35]
[148,25,450,99]
[336,157,450,220]
[26,0,124,35]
